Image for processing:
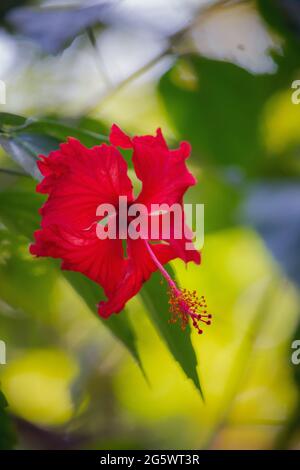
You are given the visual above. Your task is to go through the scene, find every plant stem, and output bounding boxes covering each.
[0,167,29,177]
[83,46,173,114]
[86,27,112,88]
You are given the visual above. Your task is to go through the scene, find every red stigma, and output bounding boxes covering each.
[168,288,212,334]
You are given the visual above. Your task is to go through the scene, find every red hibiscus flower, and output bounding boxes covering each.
[30,125,211,334]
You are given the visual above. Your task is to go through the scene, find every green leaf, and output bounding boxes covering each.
[140,267,203,397]
[160,57,262,172]
[159,49,298,176]
[0,180,43,238]
[64,271,143,369]
[0,112,26,128]
[186,167,241,234]
[8,117,109,146]
[0,389,16,450]
[0,226,58,325]
[0,113,108,178]
[0,112,108,140]
[0,135,41,179]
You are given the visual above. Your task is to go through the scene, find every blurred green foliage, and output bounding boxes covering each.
[0,0,299,450]
[0,390,16,449]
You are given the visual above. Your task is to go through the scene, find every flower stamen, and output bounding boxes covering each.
[144,241,211,334]
[168,288,211,334]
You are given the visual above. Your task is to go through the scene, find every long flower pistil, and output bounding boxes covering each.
[144,241,211,334]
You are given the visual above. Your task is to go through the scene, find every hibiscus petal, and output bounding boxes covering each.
[109,125,200,266]
[109,125,195,208]
[131,129,199,264]
[132,137,196,208]
[38,139,134,231]
[30,225,126,299]
[149,211,200,264]
[109,124,132,149]
[98,239,176,318]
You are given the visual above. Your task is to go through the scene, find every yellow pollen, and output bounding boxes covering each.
[168,288,212,334]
